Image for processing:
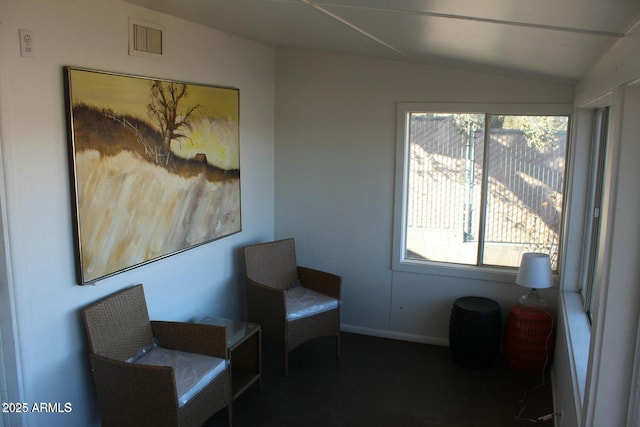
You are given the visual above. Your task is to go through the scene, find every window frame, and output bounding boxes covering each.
[579,107,609,322]
[392,102,573,281]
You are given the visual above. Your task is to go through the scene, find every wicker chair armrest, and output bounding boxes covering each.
[89,353,179,424]
[150,321,227,359]
[298,266,341,299]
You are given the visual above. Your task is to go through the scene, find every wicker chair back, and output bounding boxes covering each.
[82,284,155,361]
[244,238,298,289]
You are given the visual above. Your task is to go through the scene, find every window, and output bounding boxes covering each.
[393,103,571,274]
[580,107,609,322]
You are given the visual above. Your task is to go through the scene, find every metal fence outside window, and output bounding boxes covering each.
[407,115,565,257]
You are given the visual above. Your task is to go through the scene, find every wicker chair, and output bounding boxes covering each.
[243,238,341,375]
[82,284,232,427]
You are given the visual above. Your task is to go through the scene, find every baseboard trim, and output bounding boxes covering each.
[340,323,449,347]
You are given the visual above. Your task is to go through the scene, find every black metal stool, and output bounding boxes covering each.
[449,296,502,369]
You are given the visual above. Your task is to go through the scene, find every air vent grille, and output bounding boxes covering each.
[133,24,162,54]
[129,19,163,57]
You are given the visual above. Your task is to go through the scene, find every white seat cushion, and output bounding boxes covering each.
[134,347,228,408]
[285,285,339,321]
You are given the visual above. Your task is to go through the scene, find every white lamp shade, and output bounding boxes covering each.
[516,252,553,289]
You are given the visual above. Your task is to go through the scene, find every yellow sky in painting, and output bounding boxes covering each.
[69,68,238,124]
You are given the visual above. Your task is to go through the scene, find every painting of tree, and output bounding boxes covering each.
[64,67,241,284]
[147,80,202,161]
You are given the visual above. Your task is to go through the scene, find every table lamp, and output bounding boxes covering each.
[515,252,552,309]
[505,252,555,374]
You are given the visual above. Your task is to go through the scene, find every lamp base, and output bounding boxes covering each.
[504,304,555,374]
[518,288,546,309]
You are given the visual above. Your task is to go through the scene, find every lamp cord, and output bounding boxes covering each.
[513,310,555,423]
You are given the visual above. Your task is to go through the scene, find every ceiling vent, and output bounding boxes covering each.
[129,18,163,57]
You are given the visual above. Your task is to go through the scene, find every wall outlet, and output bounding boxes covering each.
[19,29,35,58]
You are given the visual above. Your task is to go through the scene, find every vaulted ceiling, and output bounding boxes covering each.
[124,0,640,83]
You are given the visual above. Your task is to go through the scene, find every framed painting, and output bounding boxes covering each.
[64,67,241,284]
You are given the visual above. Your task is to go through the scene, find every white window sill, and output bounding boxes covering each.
[393,258,518,283]
[392,258,562,288]
[560,291,590,407]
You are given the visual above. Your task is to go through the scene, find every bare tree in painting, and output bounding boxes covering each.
[147,80,201,162]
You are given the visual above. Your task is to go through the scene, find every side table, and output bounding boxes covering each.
[449,296,502,369]
[504,304,554,374]
[199,317,262,400]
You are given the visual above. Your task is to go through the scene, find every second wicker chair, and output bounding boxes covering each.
[243,238,341,375]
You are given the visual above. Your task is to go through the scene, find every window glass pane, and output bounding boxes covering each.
[483,115,568,270]
[405,113,484,265]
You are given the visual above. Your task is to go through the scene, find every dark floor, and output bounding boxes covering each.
[206,332,554,427]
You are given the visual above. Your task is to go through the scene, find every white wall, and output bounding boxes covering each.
[0,1,275,426]
[274,48,573,342]
[556,23,640,427]
[585,83,640,426]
